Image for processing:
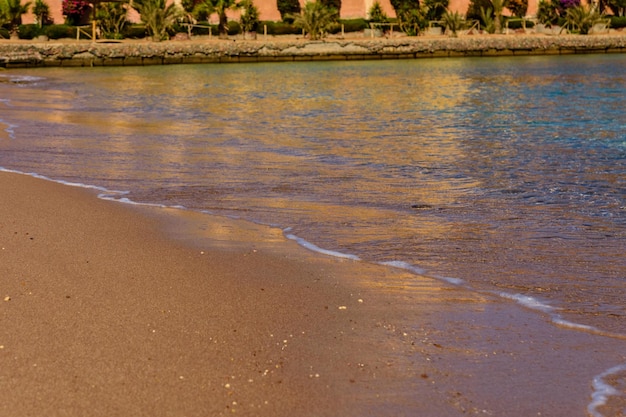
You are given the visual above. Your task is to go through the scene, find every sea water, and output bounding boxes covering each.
[1,54,625,414]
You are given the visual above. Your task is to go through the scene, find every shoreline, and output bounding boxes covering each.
[1,33,626,68]
[2,169,626,416]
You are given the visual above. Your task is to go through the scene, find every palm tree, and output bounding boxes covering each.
[194,0,238,38]
[2,0,32,39]
[132,0,181,41]
[239,0,259,37]
[565,4,605,34]
[32,0,50,27]
[291,1,338,40]
[442,10,464,36]
[491,0,505,33]
[96,1,128,39]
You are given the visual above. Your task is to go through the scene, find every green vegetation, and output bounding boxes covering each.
[0,0,32,38]
[277,0,300,22]
[338,18,367,31]
[291,1,337,40]
[565,4,605,33]
[368,0,389,23]
[467,0,505,33]
[43,23,75,38]
[507,0,527,17]
[191,0,239,37]
[132,0,182,41]
[96,1,129,39]
[32,0,50,27]
[239,0,260,36]
[392,0,425,35]
[610,15,626,27]
[536,0,559,24]
[441,10,464,36]
[423,0,448,20]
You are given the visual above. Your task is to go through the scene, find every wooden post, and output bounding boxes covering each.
[264,24,267,40]
[341,23,344,37]
[92,2,97,41]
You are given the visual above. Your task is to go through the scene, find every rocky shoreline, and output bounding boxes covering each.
[1,33,626,68]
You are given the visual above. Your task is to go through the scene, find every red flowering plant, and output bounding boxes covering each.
[62,0,92,24]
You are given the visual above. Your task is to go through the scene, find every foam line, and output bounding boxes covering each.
[284,232,361,261]
[0,167,126,196]
[588,363,626,417]
[495,292,556,313]
[380,260,427,276]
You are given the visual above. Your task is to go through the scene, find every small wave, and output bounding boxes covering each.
[0,74,46,85]
[552,317,626,340]
[0,98,17,140]
[0,167,128,198]
[495,292,556,313]
[283,232,361,261]
[0,120,17,140]
[588,363,626,417]
[380,260,427,275]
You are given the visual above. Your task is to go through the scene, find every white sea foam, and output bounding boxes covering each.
[552,317,596,332]
[380,260,427,275]
[0,120,16,140]
[0,74,46,85]
[588,363,626,417]
[552,317,626,340]
[432,274,466,286]
[496,292,555,313]
[284,232,361,261]
[0,99,17,140]
[0,167,128,198]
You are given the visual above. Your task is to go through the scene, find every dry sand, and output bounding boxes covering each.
[1,171,624,416]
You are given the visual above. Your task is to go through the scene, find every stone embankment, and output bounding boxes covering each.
[1,34,626,68]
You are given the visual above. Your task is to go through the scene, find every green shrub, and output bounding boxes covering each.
[505,18,535,28]
[122,24,148,38]
[339,18,367,32]
[565,4,605,34]
[227,20,241,34]
[44,24,75,39]
[277,0,300,22]
[0,27,10,39]
[610,15,626,28]
[18,24,42,39]
[259,20,300,34]
[368,1,388,22]
[194,22,215,35]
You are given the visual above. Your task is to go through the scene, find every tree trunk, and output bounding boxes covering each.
[219,11,228,38]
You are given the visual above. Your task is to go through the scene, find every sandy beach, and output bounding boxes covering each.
[3,53,626,414]
[2,168,625,416]
[0,170,475,416]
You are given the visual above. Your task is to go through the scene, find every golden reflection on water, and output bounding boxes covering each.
[2,58,625,337]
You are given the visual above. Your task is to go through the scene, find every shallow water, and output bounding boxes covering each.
[1,54,625,414]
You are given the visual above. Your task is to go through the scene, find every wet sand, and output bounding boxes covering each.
[1,170,624,416]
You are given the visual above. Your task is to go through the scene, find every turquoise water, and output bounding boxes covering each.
[1,54,625,414]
